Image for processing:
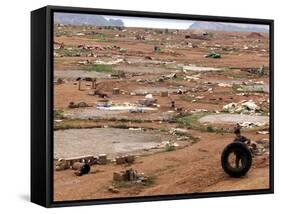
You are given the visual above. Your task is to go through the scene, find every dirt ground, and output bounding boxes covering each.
[53,24,271,201]
[54,131,269,201]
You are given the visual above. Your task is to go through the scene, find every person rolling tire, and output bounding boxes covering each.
[221,141,252,178]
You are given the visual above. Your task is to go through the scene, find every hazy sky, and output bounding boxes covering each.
[104,15,193,29]
[54,12,269,31]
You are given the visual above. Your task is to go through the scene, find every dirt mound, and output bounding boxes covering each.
[247,32,264,39]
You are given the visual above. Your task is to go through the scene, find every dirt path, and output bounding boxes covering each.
[54,131,269,201]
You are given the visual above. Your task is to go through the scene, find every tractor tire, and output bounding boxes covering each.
[221,141,252,178]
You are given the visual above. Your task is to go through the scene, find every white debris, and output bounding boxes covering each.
[54,119,63,123]
[257,131,269,135]
[218,83,232,87]
[129,128,143,131]
[190,109,208,113]
[184,74,201,81]
[241,100,260,111]
[95,58,123,65]
[145,94,154,99]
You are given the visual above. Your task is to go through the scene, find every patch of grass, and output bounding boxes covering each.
[176,112,221,134]
[165,144,176,152]
[82,64,113,73]
[182,95,195,102]
[54,110,64,119]
[174,76,185,81]
[91,33,114,40]
[159,128,167,132]
[177,112,206,130]
[109,123,128,129]
[206,125,216,132]
[142,176,155,187]
[53,123,73,130]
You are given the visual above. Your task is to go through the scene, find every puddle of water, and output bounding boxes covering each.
[133,87,184,94]
[238,84,269,93]
[199,114,269,124]
[54,128,171,159]
[183,65,222,72]
[64,107,163,120]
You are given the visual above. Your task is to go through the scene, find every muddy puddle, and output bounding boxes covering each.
[64,107,164,121]
[183,65,223,72]
[199,114,269,125]
[115,65,174,74]
[54,128,175,159]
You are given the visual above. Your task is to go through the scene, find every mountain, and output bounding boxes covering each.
[54,13,124,26]
[189,21,268,32]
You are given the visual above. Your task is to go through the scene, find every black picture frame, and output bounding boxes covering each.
[31,5,274,208]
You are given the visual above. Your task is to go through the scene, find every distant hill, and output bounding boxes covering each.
[189,21,268,32]
[54,13,124,26]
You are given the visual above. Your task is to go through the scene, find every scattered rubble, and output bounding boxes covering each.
[55,155,96,171]
[138,94,158,107]
[113,168,148,183]
[223,100,260,114]
[115,155,135,165]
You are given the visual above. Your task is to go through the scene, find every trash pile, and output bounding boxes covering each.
[223,100,260,114]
